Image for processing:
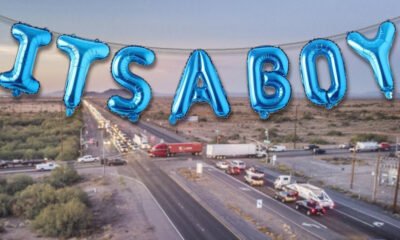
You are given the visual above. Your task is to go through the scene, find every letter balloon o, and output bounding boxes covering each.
[300,39,347,109]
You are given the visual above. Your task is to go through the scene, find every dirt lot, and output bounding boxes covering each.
[139,97,400,147]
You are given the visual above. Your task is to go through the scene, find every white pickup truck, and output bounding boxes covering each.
[244,167,265,186]
[35,162,59,171]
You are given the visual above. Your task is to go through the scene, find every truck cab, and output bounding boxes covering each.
[274,175,293,189]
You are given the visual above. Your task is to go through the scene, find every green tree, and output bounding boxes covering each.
[0,193,12,217]
[56,187,89,206]
[32,199,92,238]
[12,184,57,219]
[46,166,81,188]
[6,175,34,195]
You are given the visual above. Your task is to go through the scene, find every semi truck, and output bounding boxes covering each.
[133,134,151,149]
[274,175,334,209]
[206,144,267,159]
[349,141,379,152]
[148,142,203,157]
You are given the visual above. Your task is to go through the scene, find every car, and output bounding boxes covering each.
[101,158,127,166]
[295,200,326,216]
[378,142,391,151]
[35,162,59,171]
[268,145,287,152]
[304,144,320,150]
[338,143,353,149]
[274,190,298,203]
[313,148,326,154]
[216,161,229,170]
[230,160,246,170]
[226,166,241,175]
[77,155,99,163]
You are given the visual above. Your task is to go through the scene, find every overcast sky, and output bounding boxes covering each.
[0,0,399,98]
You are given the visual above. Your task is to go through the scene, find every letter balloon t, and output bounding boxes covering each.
[57,35,110,117]
[169,50,231,125]
[0,23,52,97]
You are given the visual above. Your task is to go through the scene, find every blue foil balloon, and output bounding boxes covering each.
[347,21,396,100]
[107,46,155,122]
[300,39,347,109]
[247,46,291,119]
[57,35,109,117]
[169,49,230,125]
[0,23,51,97]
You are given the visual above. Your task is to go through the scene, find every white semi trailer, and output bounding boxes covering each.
[133,134,150,149]
[350,141,379,152]
[206,144,267,159]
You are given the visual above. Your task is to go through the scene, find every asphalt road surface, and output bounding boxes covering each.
[88,99,400,240]
[88,101,238,240]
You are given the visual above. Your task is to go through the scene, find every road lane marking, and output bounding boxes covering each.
[333,209,375,228]
[373,222,384,228]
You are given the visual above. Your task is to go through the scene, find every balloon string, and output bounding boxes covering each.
[0,14,399,54]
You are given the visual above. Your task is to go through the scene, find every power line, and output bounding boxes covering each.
[0,14,400,54]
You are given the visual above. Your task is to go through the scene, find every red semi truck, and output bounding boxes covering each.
[148,142,203,157]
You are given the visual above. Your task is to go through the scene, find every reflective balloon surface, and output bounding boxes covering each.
[247,46,291,119]
[169,49,230,125]
[347,21,395,100]
[107,46,155,122]
[57,35,109,116]
[0,23,52,97]
[300,39,347,109]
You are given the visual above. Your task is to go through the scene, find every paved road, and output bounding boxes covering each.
[88,99,400,239]
[88,100,239,240]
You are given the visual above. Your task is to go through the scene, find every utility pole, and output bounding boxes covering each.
[60,103,64,160]
[293,105,298,149]
[372,155,381,202]
[350,151,356,189]
[102,130,106,177]
[393,158,400,213]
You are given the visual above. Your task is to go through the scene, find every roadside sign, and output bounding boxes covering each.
[196,163,203,175]
[264,140,270,144]
[256,199,263,209]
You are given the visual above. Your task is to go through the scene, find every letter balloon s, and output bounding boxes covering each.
[57,35,110,117]
[300,39,347,109]
[347,21,396,99]
[169,49,230,125]
[107,46,155,122]
[0,23,52,97]
[247,46,291,119]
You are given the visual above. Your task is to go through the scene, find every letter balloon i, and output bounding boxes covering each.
[300,39,347,109]
[0,23,52,97]
[107,46,155,122]
[57,35,109,117]
[247,46,291,119]
[347,21,396,100]
[169,50,231,125]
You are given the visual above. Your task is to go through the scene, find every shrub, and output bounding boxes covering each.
[302,112,314,120]
[5,175,34,195]
[350,133,388,144]
[32,199,92,238]
[309,138,331,145]
[12,184,57,219]
[45,165,81,188]
[326,130,343,136]
[56,187,89,206]
[0,193,12,217]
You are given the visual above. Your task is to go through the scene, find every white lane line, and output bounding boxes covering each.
[333,209,375,228]
[109,173,185,240]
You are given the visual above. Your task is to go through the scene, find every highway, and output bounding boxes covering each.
[88,101,239,240]
[88,99,400,239]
